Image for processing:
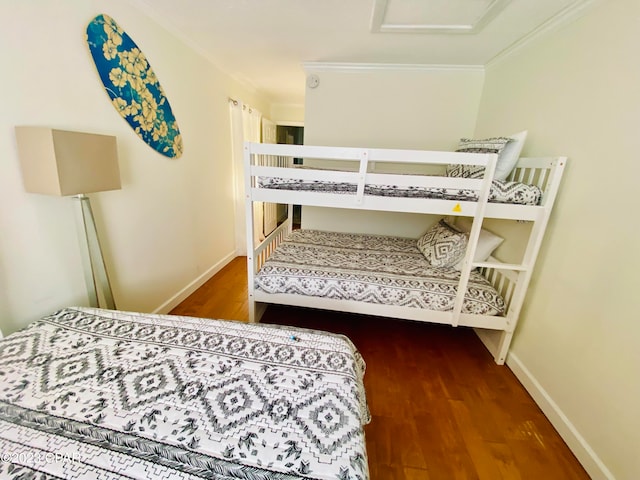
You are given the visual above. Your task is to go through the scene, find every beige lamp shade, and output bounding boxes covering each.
[15,127,121,196]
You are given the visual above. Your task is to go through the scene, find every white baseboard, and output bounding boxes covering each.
[506,353,615,480]
[152,251,237,315]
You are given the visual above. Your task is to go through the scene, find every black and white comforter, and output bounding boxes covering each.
[255,230,505,316]
[0,307,370,479]
[257,171,542,206]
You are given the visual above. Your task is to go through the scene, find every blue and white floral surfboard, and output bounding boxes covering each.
[86,14,183,158]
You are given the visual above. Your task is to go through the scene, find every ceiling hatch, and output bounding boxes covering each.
[370,0,511,34]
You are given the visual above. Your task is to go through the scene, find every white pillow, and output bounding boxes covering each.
[453,218,504,271]
[494,130,528,181]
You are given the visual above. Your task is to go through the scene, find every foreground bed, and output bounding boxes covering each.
[0,307,370,479]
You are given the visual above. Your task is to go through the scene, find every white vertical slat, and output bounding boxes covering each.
[355,149,369,204]
[537,167,549,189]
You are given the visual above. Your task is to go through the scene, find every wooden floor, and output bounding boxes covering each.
[170,256,590,480]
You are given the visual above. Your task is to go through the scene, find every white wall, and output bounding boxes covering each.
[0,0,271,334]
[475,1,638,478]
[302,66,485,237]
[270,103,305,126]
[301,4,639,477]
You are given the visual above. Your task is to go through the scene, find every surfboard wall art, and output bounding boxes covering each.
[86,14,183,158]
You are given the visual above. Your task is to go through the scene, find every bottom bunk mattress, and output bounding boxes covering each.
[255,230,505,316]
[0,307,370,480]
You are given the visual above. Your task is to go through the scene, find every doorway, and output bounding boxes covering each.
[276,125,304,227]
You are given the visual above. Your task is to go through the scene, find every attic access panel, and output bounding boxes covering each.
[370,0,511,34]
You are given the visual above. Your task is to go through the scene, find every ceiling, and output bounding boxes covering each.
[132,0,589,105]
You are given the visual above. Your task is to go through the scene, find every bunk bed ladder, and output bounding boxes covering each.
[482,156,567,363]
[450,153,499,327]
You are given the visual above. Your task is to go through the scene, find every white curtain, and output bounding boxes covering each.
[229,100,262,255]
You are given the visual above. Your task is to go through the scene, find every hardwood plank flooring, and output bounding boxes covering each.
[170,256,590,480]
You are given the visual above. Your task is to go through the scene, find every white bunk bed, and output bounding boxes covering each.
[243,142,566,364]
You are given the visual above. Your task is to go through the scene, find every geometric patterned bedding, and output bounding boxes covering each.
[0,307,370,479]
[257,172,542,206]
[255,230,505,316]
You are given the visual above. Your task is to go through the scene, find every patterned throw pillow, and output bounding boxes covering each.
[417,220,468,268]
[446,137,512,179]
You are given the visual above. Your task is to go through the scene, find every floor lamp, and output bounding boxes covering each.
[15,127,121,309]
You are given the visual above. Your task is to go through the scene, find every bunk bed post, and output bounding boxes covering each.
[287,203,294,233]
[244,143,258,323]
[489,157,567,363]
[489,222,544,363]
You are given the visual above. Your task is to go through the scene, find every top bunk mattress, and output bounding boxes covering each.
[255,229,505,316]
[257,169,542,206]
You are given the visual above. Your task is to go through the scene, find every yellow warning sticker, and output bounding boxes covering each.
[453,203,462,212]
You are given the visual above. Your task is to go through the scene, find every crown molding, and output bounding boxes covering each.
[302,62,485,73]
[486,0,604,68]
